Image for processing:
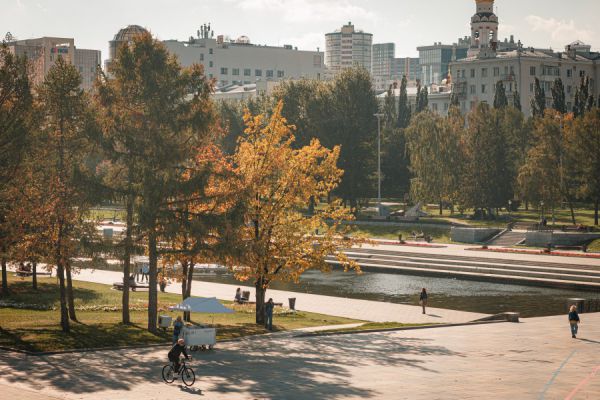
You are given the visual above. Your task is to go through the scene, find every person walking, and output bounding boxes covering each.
[173,315,184,344]
[568,305,581,338]
[142,263,149,283]
[265,298,275,331]
[419,288,428,315]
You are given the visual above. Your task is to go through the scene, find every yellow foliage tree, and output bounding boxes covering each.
[230,101,360,324]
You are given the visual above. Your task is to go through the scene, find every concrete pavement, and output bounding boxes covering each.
[72,268,488,324]
[1,313,598,399]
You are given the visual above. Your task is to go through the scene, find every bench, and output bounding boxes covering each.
[14,270,52,277]
[112,282,150,291]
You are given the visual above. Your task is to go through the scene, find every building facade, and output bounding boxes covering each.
[376,83,453,116]
[325,22,373,74]
[105,24,148,73]
[7,37,100,90]
[417,39,469,86]
[162,24,325,88]
[392,57,420,85]
[372,43,395,90]
[450,0,599,116]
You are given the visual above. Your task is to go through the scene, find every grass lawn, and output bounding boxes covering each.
[589,239,600,253]
[0,275,361,353]
[346,224,451,243]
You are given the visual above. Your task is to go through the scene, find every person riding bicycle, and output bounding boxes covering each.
[168,338,190,373]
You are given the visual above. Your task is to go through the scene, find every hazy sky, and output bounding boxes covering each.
[3,0,599,64]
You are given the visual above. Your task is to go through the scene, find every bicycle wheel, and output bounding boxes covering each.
[162,365,175,383]
[181,366,196,386]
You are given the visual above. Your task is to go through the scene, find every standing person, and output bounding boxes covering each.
[419,288,428,314]
[568,305,581,338]
[134,263,141,282]
[142,263,149,283]
[173,315,184,344]
[234,287,242,303]
[265,298,275,331]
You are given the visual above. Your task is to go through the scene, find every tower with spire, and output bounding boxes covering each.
[468,0,499,58]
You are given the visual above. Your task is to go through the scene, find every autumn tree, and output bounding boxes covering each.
[551,78,566,114]
[231,102,359,324]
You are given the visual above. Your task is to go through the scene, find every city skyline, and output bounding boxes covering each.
[3,0,599,65]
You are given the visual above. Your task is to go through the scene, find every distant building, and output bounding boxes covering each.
[325,22,373,74]
[376,83,453,116]
[162,24,325,88]
[417,39,469,86]
[450,0,600,116]
[372,43,395,90]
[105,25,149,73]
[7,36,101,91]
[392,57,420,85]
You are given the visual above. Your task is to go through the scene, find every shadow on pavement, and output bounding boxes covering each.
[0,331,462,399]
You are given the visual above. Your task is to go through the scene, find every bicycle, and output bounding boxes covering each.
[162,357,195,386]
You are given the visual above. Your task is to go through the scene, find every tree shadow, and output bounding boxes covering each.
[0,331,462,399]
[3,280,100,306]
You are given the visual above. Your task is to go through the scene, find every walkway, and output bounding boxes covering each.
[1,313,598,399]
[73,268,487,324]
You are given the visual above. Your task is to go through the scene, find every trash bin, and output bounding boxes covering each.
[567,298,585,313]
[288,298,296,311]
[158,315,172,330]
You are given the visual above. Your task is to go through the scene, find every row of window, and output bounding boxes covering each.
[219,67,284,78]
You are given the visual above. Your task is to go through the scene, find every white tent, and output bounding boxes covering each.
[169,297,234,314]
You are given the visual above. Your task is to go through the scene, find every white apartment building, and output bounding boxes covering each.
[450,0,599,116]
[162,24,325,88]
[325,22,372,74]
[7,36,101,91]
[377,83,453,117]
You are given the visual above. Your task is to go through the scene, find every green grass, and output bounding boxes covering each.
[0,275,361,352]
[588,239,600,253]
[86,207,126,221]
[345,224,451,243]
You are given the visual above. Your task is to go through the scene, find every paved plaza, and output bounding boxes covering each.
[0,313,599,399]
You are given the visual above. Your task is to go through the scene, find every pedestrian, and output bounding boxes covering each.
[173,315,184,344]
[568,305,581,338]
[134,264,141,282]
[234,287,242,303]
[265,298,275,331]
[142,263,149,283]
[419,288,428,314]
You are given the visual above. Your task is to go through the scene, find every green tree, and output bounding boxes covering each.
[551,78,566,114]
[493,81,508,109]
[383,84,397,129]
[397,76,411,129]
[573,76,592,118]
[531,77,546,118]
[415,85,429,114]
[513,84,522,111]
[450,91,460,109]
[0,43,32,295]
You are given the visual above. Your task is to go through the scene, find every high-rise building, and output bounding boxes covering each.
[391,57,420,85]
[417,39,469,86]
[325,22,373,74]
[7,37,101,91]
[450,0,599,116]
[372,43,395,90]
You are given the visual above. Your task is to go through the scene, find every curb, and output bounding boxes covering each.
[295,320,510,338]
[466,247,600,259]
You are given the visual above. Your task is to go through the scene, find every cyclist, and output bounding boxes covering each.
[168,338,190,373]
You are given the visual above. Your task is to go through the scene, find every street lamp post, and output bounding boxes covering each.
[374,113,384,216]
[508,200,512,218]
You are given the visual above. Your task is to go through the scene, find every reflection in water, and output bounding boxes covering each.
[193,269,599,318]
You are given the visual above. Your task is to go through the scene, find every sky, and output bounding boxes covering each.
[3,0,599,65]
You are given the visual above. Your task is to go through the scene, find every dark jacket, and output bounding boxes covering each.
[173,320,184,336]
[265,301,274,315]
[568,310,580,322]
[419,291,428,301]
[168,343,189,360]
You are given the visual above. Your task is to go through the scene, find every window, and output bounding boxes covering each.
[481,68,488,78]
[580,70,586,77]
[567,85,572,94]
[79,66,83,73]
[209,48,213,54]
[530,66,536,76]
[432,103,438,111]
[567,69,572,78]
[470,69,475,78]
[244,68,251,76]
[277,70,284,78]
[493,67,500,77]
[481,84,487,94]
[470,85,476,94]
[209,61,213,68]
[255,69,262,76]
[504,66,509,75]
[220,67,228,75]
[232,68,239,76]
[266,70,274,78]
[199,53,204,61]
[444,103,449,111]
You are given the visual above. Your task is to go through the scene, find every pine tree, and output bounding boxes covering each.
[397,75,411,129]
[530,77,546,118]
[573,77,591,118]
[513,84,522,111]
[551,78,567,114]
[383,84,397,129]
[493,81,508,109]
[416,85,428,113]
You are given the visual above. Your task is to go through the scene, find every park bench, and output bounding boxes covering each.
[14,269,51,278]
[112,281,150,291]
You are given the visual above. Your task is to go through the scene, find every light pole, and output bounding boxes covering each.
[374,113,384,216]
[508,200,512,218]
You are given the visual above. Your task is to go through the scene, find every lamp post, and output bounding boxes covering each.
[374,113,384,216]
[508,200,512,217]
[540,200,545,225]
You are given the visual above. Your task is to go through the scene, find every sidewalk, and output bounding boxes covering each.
[73,268,487,324]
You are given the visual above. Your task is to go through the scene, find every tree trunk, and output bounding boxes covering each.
[32,262,37,290]
[595,198,599,226]
[525,200,529,211]
[1,256,8,296]
[181,259,189,322]
[66,263,77,321]
[56,261,69,333]
[122,190,134,324]
[439,199,443,216]
[568,200,576,225]
[183,259,194,322]
[147,227,158,332]
[255,278,266,325]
